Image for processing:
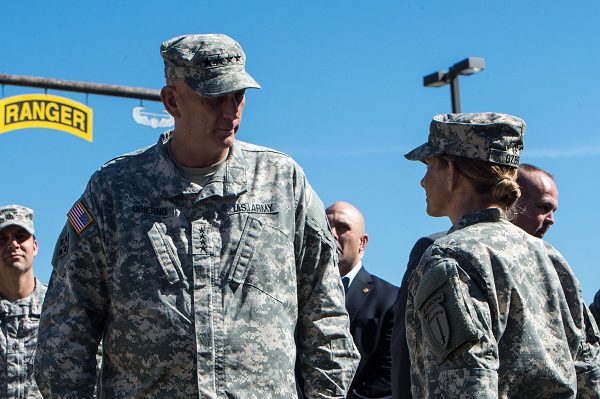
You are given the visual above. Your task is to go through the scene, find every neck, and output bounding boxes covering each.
[447,189,496,225]
[0,271,35,301]
[169,131,230,168]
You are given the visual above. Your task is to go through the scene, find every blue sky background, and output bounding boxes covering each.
[2,1,600,302]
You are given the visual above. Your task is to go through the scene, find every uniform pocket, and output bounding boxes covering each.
[145,220,191,324]
[227,215,294,305]
[228,215,262,286]
[146,221,184,285]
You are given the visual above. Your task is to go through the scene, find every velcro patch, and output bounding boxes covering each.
[415,261,481,362]
[423,293,450,348]
[56,232,69,259]
[67,201,93,235]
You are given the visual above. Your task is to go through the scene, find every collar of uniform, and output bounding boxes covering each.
[155,132,193,198]
[154,132,248,199]
[0,278,46,316]
[196,141,248,201]
[449,207,504,233]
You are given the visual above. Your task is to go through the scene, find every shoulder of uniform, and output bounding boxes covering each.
[236,140,308,195]
[431,221,518,252]
[236,140,303,169]
[95,142,156,176]
[236,140,292,158]
[542,240,562,257]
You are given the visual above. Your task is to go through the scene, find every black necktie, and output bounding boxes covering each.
[341,276,350,293]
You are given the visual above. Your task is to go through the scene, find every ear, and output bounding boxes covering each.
[32,238,39,257]
[447,159,460,192]
[161,85,180,118]
[359,233,369,253]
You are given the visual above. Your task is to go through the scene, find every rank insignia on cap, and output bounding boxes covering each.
[67,201,93,235]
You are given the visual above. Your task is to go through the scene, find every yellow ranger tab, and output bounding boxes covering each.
[0,94,93,142]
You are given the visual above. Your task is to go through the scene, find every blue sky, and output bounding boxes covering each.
[2,0,600,302]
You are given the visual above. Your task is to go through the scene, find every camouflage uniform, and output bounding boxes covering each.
[35,133,359,398]
[404,113,600,398]
[0,279,46,399]
[405,209,600,398]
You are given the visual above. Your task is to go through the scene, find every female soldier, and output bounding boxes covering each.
[403,113,600,398]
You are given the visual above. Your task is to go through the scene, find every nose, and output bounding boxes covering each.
[420,177,425,188]
[546,211,555,225]
[6,237,19,250]
[330,226,338,240]
[221,94,242,120]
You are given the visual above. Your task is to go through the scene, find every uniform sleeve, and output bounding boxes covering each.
[35,183,108,399]
[406,251,498,399]
[546,244,600,398]
[294,181,360,399]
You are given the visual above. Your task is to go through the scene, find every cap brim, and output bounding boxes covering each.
[0,222,34,235]
[404,141,443,161]
[186,71,261,97]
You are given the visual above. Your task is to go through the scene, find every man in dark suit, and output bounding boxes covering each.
[326,201,398,399]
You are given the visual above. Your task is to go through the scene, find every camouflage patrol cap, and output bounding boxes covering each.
[405,112,525,168]
[160,33,261,97]
[0,205,35,235]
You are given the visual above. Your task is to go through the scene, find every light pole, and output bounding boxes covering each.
[423,57,485,113]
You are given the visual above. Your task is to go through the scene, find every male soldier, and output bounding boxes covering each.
[326,201,397,399]
[512,163,558,238]
[35,34,359,398]
[0,205,46,398]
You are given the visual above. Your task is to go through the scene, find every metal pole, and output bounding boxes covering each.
[450,76,460,113]
[0,74,162,102]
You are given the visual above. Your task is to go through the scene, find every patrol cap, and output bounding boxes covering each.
[160,33,261,97]
[0,205,35,235]
[405,112,525,168]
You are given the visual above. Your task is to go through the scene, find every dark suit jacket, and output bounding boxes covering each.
[390,232,445,399]
[346,266,398,399]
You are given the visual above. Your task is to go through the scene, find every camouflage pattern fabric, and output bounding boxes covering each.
[35,132,359,398]
[406,208,600,398]
[0,205,35,236]
[161,34,261,97]
[0,278,46,399]
[405,113,525,167]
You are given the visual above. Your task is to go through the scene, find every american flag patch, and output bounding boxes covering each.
[67,201,93,234]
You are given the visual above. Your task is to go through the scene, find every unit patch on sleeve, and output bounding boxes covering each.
[67,200,93,235]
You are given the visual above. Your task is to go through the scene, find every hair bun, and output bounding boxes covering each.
[491,177,521,208]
